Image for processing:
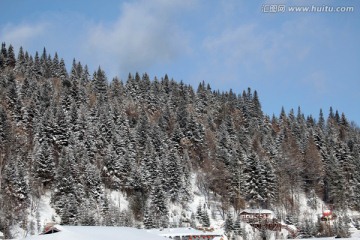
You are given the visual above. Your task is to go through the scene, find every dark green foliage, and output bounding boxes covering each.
[0,106,10,148]
[33,140,55,187]
[143,206,154,229]
[0,43,7,69]
[224,213,234,236]
[299,218,315,238]
[94,66,108,102]
[233,216,242,236]
[196,203,210,227]
[148,181,169,228]
[335,214,351,238]
[244,153,264,207]
[6,45,16,68]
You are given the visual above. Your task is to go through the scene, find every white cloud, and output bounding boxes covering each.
[0,0,195,78]
[302,71,328,94]
[84,0,193,76]
[203,24,264,67]
[1,23,48,50]
[202,17,326,73]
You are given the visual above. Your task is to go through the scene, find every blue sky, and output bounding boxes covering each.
[1,0,359,124]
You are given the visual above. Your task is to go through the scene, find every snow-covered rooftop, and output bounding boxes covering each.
[240,209,274,214]
[21,226,165,240]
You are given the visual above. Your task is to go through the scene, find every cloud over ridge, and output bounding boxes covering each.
[84,0,193,75]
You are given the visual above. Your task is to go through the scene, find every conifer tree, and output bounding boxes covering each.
[0,106,10,152]
[15,46,26,75]
[164,149,181,201]
[94,67,108,101]
[143,205,154,229]
[149,180,169,228]
[233,216,242,237]
[52,148,78,224]
[59,58,68,81]
[6,44,16,68]
[224,213,234,237]
[0,42,7,69]
[260,159,277,208]
[244,153,264,207]
[33,140,55,188]
[202,208,210,227]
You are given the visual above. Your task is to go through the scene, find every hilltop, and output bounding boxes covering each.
[0,43,360,239]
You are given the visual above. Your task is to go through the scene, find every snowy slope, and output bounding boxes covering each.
[15,173,360,240]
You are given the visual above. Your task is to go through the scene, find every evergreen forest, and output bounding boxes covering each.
[0,43,359,238]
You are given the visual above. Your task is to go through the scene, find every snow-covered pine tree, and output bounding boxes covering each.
[33,140,55,188]
[6,44,16,69]
[233,216,242,237]
[148,179,169,228]
[259,159,277,209]
[244,152,264,208]
[52,148,78,224]
[143,205,154,229]
[224,213,234,237]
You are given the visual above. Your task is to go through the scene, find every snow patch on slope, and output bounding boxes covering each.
[11,191,60,239]
[36,191,61,227]
[108,189,129,211]
[297,192,324,222]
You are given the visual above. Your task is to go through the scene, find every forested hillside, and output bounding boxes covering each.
[0,43,359,238]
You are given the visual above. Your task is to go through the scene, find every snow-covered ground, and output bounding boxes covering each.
[21,226,166,240]
[298,229,360,240]
[19,225,360,240]
[148,227,223,238]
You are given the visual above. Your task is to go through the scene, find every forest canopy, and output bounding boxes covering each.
[0,43,359,237]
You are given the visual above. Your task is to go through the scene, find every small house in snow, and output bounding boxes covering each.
[320,209,336,222]
[240,209,275,223]
[41,222,61,235]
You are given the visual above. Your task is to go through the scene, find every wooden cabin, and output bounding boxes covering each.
[320,209,336,222]
[240,209,275,223]
[41,222,61,235]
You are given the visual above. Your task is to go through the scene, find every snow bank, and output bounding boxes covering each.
[147,227,223,237]
[299,228,360,239]
[21,226,165,240]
